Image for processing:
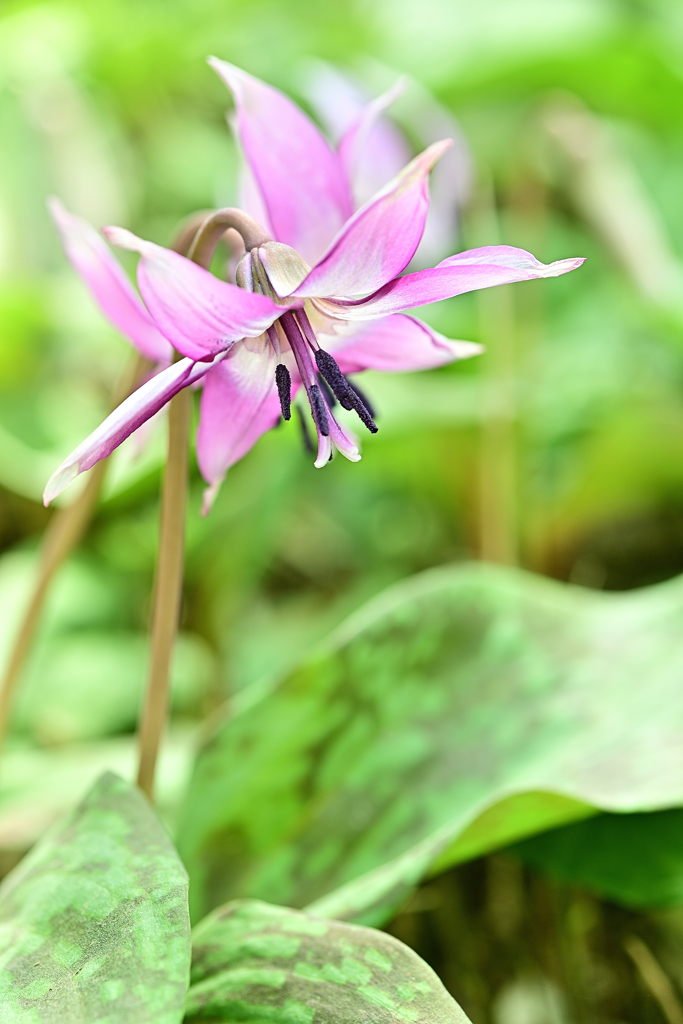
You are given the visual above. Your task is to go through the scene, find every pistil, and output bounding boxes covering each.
[232,238,366,464]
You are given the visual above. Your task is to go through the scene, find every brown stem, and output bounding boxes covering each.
[0,352,146,747]
[135,215,216,800]
[188,208,271,266]
[135,379,191,799]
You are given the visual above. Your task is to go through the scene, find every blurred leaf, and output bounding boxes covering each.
[0,728,197,851]
[0,549,214,743]
[0,772,190,1023]
[185,898,470,1023]
[511,807,683,909]
[178,563,683,925]
[14,630,214,743]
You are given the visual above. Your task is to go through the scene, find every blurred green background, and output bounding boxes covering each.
[3,0,683,1020]
[5,0,683,727]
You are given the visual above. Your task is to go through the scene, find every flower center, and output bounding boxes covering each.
[237,242,378,446]
[188,208,376,464]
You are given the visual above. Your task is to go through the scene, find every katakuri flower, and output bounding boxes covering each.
[44,60,585,513]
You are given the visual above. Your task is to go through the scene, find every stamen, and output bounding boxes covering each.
[275,363,292,420]
[309,384,330,436]
[295,405,314,453]
[346,389,378,433]
[316,373,337,409]
[267,324,281,358]
[314,348,378,433]
[314,348,349,402]
[347,379,376,419]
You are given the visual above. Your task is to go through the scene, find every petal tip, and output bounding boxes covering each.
[201,479,222,516]
[540,255,587,278]
[451,340,484,360]
[43,461,80,507]
[102,225,141,252]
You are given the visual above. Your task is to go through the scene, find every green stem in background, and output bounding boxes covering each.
[471,179,519,566]
[625,936,683,1024]
[0,352,147,750]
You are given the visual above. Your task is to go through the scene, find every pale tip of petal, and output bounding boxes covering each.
[538,256,586,278]
[207,56,243,95]
[102,225,145,253]
[43,460,80,507]
[201,479,222,517]
[46,194,67,222]
[423,138,454,168]
[449,340,485,360]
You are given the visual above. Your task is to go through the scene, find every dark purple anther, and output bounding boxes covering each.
[314,349,349,402]
[309,384,330,436]
[275,363,292,420]
[315,347,377,433]
[347,379,376,419]
[346,389,378,433]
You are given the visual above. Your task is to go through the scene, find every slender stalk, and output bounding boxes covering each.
[625,936,683,1024]
[136,378,191,799]
[188,208,271,264]
[135,214,228,800]
[471,180,519,565]
[0,353,145,748]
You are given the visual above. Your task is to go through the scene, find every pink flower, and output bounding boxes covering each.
[44,60,584,513]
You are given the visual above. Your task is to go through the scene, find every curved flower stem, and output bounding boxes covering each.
[136,371,191,800]
[188,208,271,265]
[0,352,146,749]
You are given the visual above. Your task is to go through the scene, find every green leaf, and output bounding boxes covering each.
[511,807,683,908]
[177,563,683,925]
[185,899,470,1023]
[0,772,190,1023]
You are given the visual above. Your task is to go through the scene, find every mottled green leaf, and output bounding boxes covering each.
[511,807,683,908]
[178,564,683,925]
[185,899,470,1023]
[0,772,190,1023]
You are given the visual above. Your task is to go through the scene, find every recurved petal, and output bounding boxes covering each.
[49,198,172,364]
[104,226,282,360]
[325,246,586,319]
[43,356,219,505]
[293,140,452,300]
[327,313,482,373]
[196,336,284,514]
[209,58,353,265]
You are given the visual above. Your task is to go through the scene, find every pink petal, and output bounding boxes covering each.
[48,198,172,364]
[325,246,586,319]
[293,141,452,300]
[209,58,353,265]
[43,356,220,505]
[104,226,283,360]
[337,78,412,208]
[196,336,284,513]
[326,413,361,466]
[326,314,482,374]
